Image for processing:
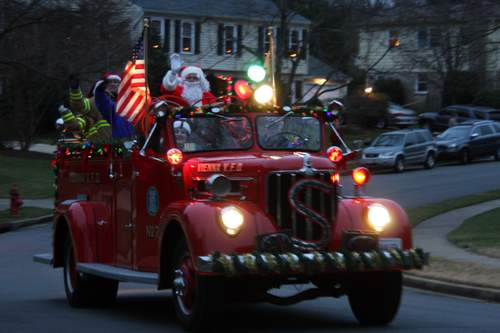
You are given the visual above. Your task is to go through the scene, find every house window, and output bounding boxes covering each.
[388,30,400,47]
[417,29,428,48]
[224,25,236,55]
[288,29,300,55]
[417,28,440,48]
[150,18,164,48]
[263,27,274,53]
[181,21,193,53]
[416,73,428,94]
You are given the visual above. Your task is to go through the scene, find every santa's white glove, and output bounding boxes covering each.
[58,105,70,114]
[170,53,182,74]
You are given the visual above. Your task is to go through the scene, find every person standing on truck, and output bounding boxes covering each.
[64,75,112,143]
[94,73,135,139]
[160,53,216,107]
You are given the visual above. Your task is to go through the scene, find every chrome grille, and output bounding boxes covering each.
[266,172,336,241]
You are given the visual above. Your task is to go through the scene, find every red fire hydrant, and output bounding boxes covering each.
[10,184,23,216]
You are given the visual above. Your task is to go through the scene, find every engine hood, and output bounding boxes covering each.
[183,152,336,177]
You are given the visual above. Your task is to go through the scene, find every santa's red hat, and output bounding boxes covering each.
[180,66,210,92]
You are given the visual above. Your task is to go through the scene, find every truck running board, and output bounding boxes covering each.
[33,253,158,285]
[77,263,158,285]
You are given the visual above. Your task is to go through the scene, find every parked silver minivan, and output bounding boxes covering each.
[361,129,436,172]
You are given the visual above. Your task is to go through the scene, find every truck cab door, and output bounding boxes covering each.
[113,152,135,268]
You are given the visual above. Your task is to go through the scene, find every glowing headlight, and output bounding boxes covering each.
[367,203,391,232]
[220,206,244,236]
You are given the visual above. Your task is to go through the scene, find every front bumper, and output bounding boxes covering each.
[197,248,427,276]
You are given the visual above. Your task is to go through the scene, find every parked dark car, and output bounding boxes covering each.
[419,105,500,132]
[436,120,500,163]
[361,128,436,172]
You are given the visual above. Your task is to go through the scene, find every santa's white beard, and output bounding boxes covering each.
[182,83,204,106]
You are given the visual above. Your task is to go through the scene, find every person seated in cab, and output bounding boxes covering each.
[173,120,197,151]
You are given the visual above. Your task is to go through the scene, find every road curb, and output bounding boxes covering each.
[0,215,52,234]
[404,273,500,303]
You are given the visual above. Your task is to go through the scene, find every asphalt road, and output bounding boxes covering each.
[345,158,500,208]
[2,160,500,332]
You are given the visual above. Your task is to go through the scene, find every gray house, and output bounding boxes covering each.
[130,0,346,102]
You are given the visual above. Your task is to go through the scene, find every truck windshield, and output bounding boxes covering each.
[172,116,253,152]
[256,116,321,151]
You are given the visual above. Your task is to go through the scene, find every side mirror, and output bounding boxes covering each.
[470,132,480,139]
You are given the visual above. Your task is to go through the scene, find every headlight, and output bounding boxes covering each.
[220,206,244,236]
[448,143,457,149]
[380,152,395,157]
[366,203,391,232]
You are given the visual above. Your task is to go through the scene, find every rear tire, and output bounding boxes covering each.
[171,238,222,331]
[63,238,118,307]
[393,156,405,173]
[459,149,470,164]
[348,271,402,326]
[424,152,436,169]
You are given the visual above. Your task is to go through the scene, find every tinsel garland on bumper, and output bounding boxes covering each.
[197,248,428,276]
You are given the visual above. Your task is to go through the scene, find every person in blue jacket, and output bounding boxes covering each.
[93,73,134,139]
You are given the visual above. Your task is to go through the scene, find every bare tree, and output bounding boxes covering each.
[0,0,133,150]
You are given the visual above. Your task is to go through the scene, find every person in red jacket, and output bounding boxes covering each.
[160,53,216,107]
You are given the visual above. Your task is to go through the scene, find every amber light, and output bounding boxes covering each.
[330,173,340,184]
[166,148,183,165]
[327,146,343,163]
[234,80,252,100]
[352,167,370,185]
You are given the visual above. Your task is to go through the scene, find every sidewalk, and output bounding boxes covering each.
[3,142,56,155]
[408,199,500,301]
[0,199,54,211]
[413,199,500,269]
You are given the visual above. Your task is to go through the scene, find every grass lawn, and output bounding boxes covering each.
[0,207,53,224]
[448,207,500,257]
[0,154,54,198]
[406,189,500,227]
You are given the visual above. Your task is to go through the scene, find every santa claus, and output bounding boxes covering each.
[160,53,216,106]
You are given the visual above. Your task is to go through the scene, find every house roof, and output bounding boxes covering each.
[307,56,351,83]
[132,0,310,25]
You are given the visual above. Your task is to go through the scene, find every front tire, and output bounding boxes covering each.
[424,152,436,169]
[348,271,402,325]
[393,156,405,173]
[494,146,500,161]
[63,238,118,307]
[171,238,222,331]
[459,148,470,164]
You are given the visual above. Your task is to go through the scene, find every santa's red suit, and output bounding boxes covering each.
[160,66,216,106]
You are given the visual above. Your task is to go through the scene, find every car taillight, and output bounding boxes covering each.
[352,167,370,185]
[327,146,343,163]
[166,148,183,165]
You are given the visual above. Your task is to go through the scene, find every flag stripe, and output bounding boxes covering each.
[116,48,150,124]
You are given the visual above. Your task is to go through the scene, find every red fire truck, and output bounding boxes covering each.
[34,99,425,330]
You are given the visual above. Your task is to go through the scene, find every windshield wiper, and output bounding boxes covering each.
[266,107,294,128]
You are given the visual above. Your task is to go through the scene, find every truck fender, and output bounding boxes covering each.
[337,198,412,249]
[53,201,108,267]
[157,201,277,287]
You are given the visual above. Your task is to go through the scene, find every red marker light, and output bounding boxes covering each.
[166,148,183,165]
[234,80,253,100]
[330,173,340,184]
[327,146,343,163]
[352,167,370,186]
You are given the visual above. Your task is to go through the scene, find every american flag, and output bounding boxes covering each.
[116,32,150,125]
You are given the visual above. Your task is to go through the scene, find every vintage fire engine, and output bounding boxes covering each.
[34,97,425,330]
